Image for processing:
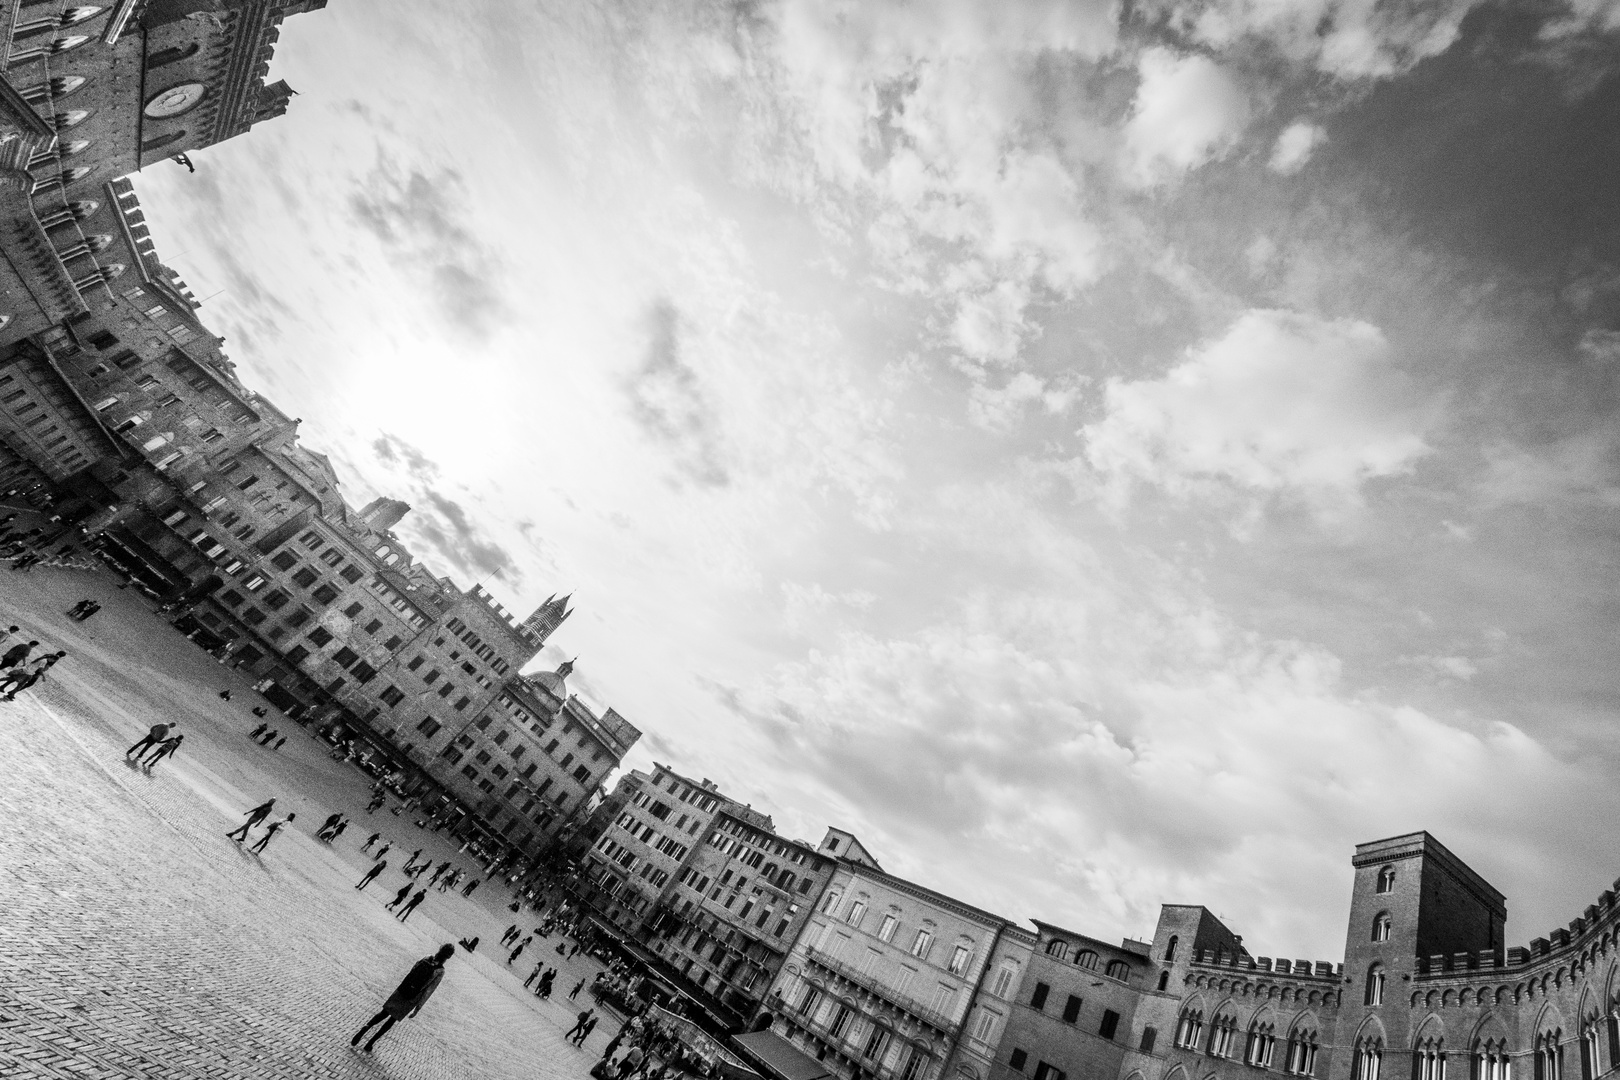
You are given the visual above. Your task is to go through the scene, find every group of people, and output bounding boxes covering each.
[246,721,287,752]
[65,598,101,621]
[0,628,65,702]
[0,515,70,571]
[225,797,296,855]
[125,721,184,770]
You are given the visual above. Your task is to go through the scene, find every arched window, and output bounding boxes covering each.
[1045,939,1068,961]
[1106,960,1130,981]
[1365,964,1385,1006]
[20,74,86,104]
[1209,1011,1240,1058]
[51,109,91,131]
[1165,935,1178,962]
[1376,867,1396,893]
[1157,972,1170,991]
[1581,1018,1604,1080]
[1075,950,1099,971]
[1286,1027,1320,1076]
[141,130,186,154]
[1174,1007,1205,1049]
[1475,1038,1512,1080]
[1371,913,1392,942]
[1356,1039,1384,1080]
[1246,1020,1278,1068]
[145,42,199,69]
[60,6,105,26]
[1416,1035,1446,1080]
[12,34,91,62]
[1535,1031,1564,1080]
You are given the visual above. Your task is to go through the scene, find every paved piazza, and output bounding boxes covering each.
[0,565,616,1078]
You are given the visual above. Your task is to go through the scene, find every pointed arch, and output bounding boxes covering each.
[1471,1011,1512,1051]
[1413,1014,1446,1049]
[1161,1065,1189,1080]
[1534,1001,1568,1037]
[1355,1014,1390,1048]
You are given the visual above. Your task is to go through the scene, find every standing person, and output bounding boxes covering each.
[125,722,172,761]
[142,732,184,770]
[248,722,268,741]
[565,1007,596,1044]
[569,977,585,1000]
[349,944,453,1053]
[395,889,426,922]
[366,792,386,814]
[501,924,519,946]
[429,860,451,886]
[508,936,531,965]
[332,818,350,841]
[355,860,388,890]
[225,798,276,842]
[374,842,392,862]
[256,728,278,746]
[0,639,35,671]
[462,877,480,897]
[574,1014,598,1047]
[272,735,286,751]
[402,849,423,874]
[248,813,294,854]
[385,883,413,912]
[317,812,342,839]
[361,832,381,853]
[525,961,544,989]
[538,969,556,1000]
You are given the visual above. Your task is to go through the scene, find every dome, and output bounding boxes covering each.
[527,659,574,702]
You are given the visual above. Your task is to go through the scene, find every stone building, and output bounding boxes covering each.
[0,0,328,346]
[645,817,857,1027]
[579,763,742,934]
[753,861,1028,1080]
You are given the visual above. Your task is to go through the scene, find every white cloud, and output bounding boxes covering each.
[1175,0,1478,80]
[967,371,1084,431]
[1122,48,1252,188]
[1083,309,1435,515]
[1269,121,1325,174]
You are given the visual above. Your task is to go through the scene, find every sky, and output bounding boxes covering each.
[135,0,1620,959]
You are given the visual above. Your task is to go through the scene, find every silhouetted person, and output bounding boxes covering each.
[350,944,452,1053]
[396,889,426,922]
[225,798,275,842]
[143,733,184,770]
[126,722,172,760]
[249,813,293,853]
[356,860,388,890]
[385,883,413,911]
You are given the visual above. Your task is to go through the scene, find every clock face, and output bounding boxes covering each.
[144,82,206,119]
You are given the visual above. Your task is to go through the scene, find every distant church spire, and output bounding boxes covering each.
[518,592,573,647]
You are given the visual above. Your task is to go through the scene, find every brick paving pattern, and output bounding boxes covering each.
[0,569,621,1078]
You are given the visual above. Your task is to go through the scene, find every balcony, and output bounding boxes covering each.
[801,946,959,1034]
[774,996,929,1080]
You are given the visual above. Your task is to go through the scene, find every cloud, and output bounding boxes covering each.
[348,160,510,339]
[372,432,440,483]
[404,488,521,585]
[625,300,730,488]
[1169,0,1479,79]
[966,371,1083,431]
[1083,309,1435,516]
[1269,121,1326,174]
[1122,48,1251,188]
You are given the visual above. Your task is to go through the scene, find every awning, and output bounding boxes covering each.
[733,1031,834,1080]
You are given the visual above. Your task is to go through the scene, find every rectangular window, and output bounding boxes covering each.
[846,900,866,927]
[342,602,364,618]
[331,646,360,669]
[1033,1064,1067,1080]
[383,635,402,650]
[379,685,404,707]
[311,583,339,605]
[1099,1010,1120,1041]
[262,590,290,611]
[416,717,441,737]
[1062,994,1082,1023]
[219,589,244,607]
[949,944,973,975]
[1030,982,1050,1011]
[339,564,363,584]
[1140,1028,1157,1054]
[423,670,439,685]
[407,656,424,671]
[271,551,297,571]
[364,619,382,634]
[1009,1050,1028,1072]
[351,662,377,684]
[878,914,898,942]
[911,928,933,960]
[291,567,319,588]
[242,607,266,625]
[283,645,309,665]
[284,608,311,629]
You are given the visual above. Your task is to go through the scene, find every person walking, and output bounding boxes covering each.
[402,849,423,874]
[374,842,392,862]
[429,860,451,886]
[508,936,531,965]
[0,638,35,670]
[256,728,278,746]
[573,1014,598,1046]
[395,888,426,922]
[350,944,453,1053]
[361,832,380,853]
[564,1007,596,1045]
[248,813,294,854]
[462,877,480,897]
[317,812,342,840]
[126,722,172,761]
[569,977,585,1000]
[332,818,349,841]
[356,859,388,890]
[501,924,519,946]
[525,961,544,989]
[225,798,276,842]
[385,883,413,911]
[272,735,286,751]
[248,722,268,741]
[143,732,184,770]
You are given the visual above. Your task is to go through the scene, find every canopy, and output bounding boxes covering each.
[732,1030,834,1080]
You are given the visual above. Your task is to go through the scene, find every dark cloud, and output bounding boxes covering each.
[348,159,510,340]
[371,432,439,483]
[625,300,729,487]
[402,488,521,586]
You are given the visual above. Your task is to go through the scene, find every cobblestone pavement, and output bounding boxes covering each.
[0,569,623,1078]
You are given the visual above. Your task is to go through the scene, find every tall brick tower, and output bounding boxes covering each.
[1332,833,1506,1080]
